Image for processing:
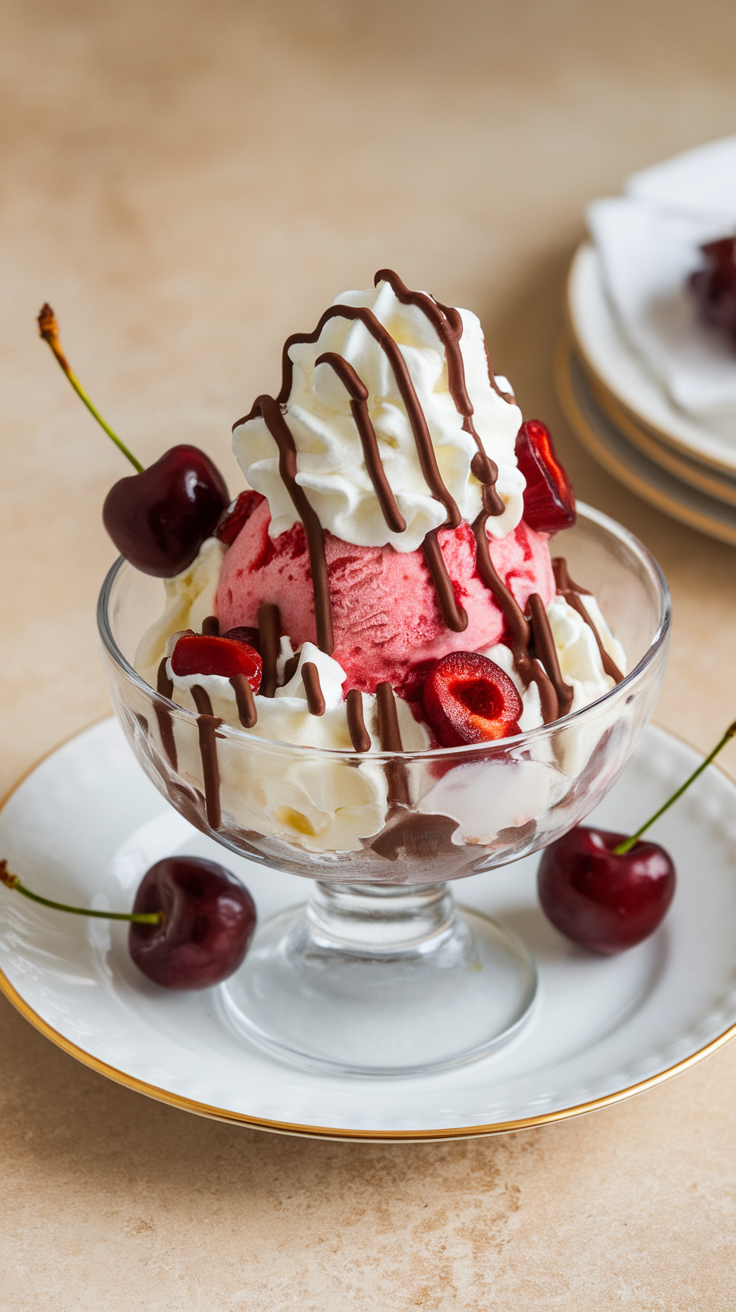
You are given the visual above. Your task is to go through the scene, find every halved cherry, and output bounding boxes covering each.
[214,489,266,545]
[515,420,576,533]
[422,651,522,747]
[171,633,262,690]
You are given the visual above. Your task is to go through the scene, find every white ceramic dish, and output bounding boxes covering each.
[567,243,736,476]
[2,717,736,1141]
[557,340,736,549]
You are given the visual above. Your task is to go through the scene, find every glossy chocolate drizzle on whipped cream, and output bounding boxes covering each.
[553,558,624,685]
[235,270,513,652]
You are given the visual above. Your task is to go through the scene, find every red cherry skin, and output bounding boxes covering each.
[220,625,261,654]
[537,826,676,955]
[171,634,262,690]
[102,445,230,577]
[690,237,736,344]
[214,489,266,545]
[129,856,257,989]
[422,651,522,747]
[515,420,576,533]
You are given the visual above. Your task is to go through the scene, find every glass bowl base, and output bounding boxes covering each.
[219,882,538,1077]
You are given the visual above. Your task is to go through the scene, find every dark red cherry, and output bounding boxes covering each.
[690,236,736,344]
[221,625,261,654]
[537,826,675,955]
[102,445,229,577]
[129,856,257,989]
[171,633,262,689]
[214,489,266,545]
[515,420,576,533]
[422,651,522,747]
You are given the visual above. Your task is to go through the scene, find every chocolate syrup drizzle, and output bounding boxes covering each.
[220,275,597,772]
[315,352,406,534]
[553,557,624,685]
[258,603,281,697]
[234,270,519,645]
[346,688,371,753]
[302,662,325,716]
[155,657,178,769]
[527,593,574,717]
[231,673,257,727]
[376,682,410,806]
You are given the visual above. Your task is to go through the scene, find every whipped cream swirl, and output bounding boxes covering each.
[233,277,526,554]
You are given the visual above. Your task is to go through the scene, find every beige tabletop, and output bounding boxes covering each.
[3,1,736,1306]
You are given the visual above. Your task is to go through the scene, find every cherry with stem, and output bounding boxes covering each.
[38,304,143,472]
[1,855,257,990]
[37,305,230,576]
[538,720,736,954]
[0,859,162,925]
[612,719,736,854]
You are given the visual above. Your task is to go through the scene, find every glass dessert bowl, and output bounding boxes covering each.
[99,501,670,1077]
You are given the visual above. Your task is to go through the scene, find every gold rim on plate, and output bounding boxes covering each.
[2,718,736,1142]
[556,336,736,549]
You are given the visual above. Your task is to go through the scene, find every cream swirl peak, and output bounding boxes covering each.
[232,271,526,561]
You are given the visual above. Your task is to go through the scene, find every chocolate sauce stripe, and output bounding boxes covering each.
[563,591,625,685]
[230,673,257,728]
[255,398,334,655]
[376,269,504,518]
[258,602,281,696]
[472,513,531,668]
[275,303,461,528]
[422,529,468,632]
[302,662,325,716]
[552,556,623,684]
[527,593,574,716]
[346,688,371,752]
[376,682,411,807]
[315,351,406,534]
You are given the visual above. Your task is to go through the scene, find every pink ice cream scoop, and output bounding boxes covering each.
[216,495,555,694]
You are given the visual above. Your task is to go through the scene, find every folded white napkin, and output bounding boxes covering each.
[587,137,736,419]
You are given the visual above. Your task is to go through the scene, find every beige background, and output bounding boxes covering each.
[2,1,736,1306]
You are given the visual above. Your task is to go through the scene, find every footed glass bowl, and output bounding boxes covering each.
[98,503,670,1076]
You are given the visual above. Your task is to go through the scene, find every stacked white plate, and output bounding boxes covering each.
[558,138,736,546]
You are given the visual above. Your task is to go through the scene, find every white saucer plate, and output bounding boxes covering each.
[567,243,736,477]
[557,340,736,548]
[2,718,736,1141]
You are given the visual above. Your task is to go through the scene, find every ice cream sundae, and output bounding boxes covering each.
[92,269,626,866]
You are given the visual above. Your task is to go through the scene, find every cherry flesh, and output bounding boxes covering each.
[537,826,676,955]
[690,236,736,346]
[102,444,229,577]
[515,420,576,534]
[171,633,262,689]
[129,855,256,989]
[422,651,522,747]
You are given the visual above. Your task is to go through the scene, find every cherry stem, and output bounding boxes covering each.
[37,304,144,474]
[0,860,163,926]
[613,720,736,855]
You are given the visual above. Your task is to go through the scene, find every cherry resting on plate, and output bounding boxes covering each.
[129,856,257,989]
[422,651,522,747]
[515,420,576,534]
[538,828,675,954]
[1,855,257,989]
[171,632,263,689]
[103,445,230,578]
[537,719,736,954]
